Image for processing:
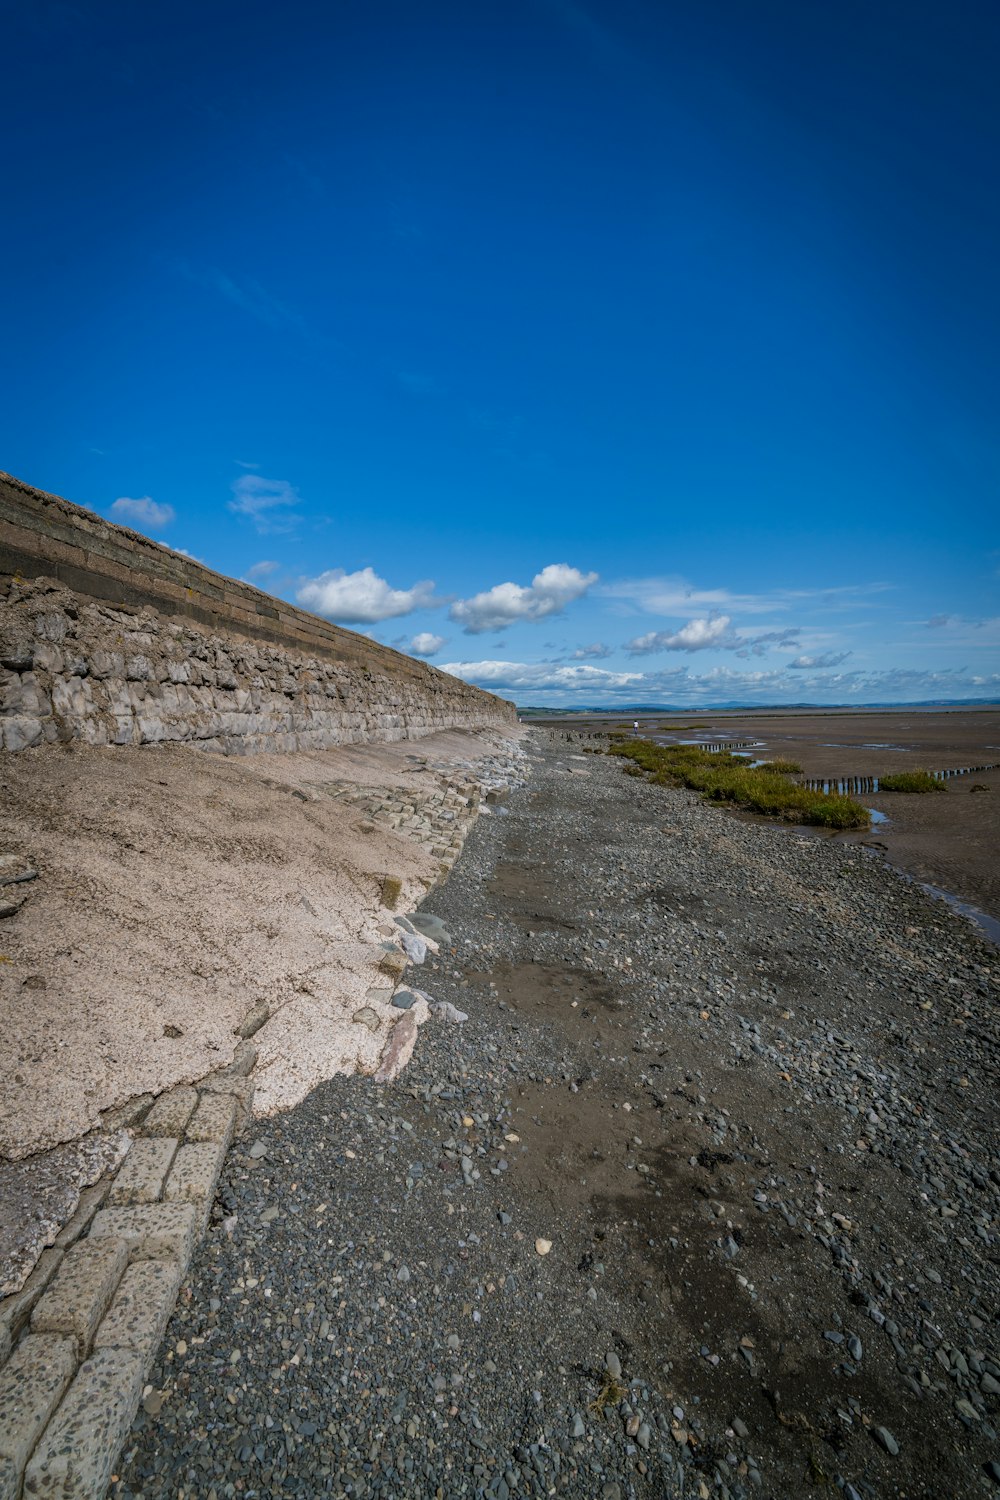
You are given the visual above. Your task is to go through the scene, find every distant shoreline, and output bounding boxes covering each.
[546,706,1000,930]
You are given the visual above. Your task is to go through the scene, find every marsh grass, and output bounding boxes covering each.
[878,770,946,794]
[761,758,802,774]
[609,740,869,829]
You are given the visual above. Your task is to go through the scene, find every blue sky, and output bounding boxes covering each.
[3,0,998,706]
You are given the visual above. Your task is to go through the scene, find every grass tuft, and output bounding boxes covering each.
[878,770,946,794]
[609,740,869,829]
[760,758,802,774]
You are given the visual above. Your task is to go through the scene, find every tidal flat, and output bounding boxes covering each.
[532,708,1000,929]
[116,731,1000,1500]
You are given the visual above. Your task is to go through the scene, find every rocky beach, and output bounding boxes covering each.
[111,729,1000,1500]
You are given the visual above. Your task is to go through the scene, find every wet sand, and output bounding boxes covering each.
[532,708,1000,928]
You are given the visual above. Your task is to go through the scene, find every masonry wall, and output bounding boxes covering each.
[0,472,515,753]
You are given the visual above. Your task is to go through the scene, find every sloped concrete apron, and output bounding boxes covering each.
[0,945,465,1500]
[0,776,521,1498]
[0,1044,258,1500]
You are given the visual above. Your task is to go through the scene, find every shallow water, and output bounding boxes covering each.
[919,882,1000,947]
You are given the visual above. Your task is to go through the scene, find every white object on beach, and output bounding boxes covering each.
[399,930,428,964]
[434,1001,469,1024]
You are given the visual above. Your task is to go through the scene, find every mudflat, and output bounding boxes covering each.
[533,708,1000,925]
[116,731,1000,1500]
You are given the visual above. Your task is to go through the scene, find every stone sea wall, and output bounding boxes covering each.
[0,472,514,753]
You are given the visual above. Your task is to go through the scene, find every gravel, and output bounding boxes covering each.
[114,731,1000,1499]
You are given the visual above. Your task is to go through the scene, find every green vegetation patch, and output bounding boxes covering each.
[761,758,802,774]
[609,739,869,829]
[878,770,946,794]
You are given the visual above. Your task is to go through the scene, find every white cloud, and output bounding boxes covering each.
[437,659,1000,707]
[245,560,280,580]
[569,642,612,660]
[789,652,852,669]
[440,660,644,691]
[229,474,300,534]
[297,567,436,623]
[409,632,446,657]
[602,576,893,618]
[626,616,735,654]
[109,496,175,530]
[450,564,598,634]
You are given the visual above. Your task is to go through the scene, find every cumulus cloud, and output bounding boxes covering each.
[626,616,735,654]
[109,496,175,530]
[437,658,999,707]
[569,642,612,660]
[789,652,852,669]
[409,632,446,657]
[297,567,436,623]
[229,474,300,533]
[440,660,645,692]
[245,560,279,581]
[449,564,598,634]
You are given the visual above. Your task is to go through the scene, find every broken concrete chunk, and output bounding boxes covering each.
[352,1005,382,1033]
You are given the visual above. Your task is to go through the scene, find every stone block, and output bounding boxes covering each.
[53,1182,110,1251]
[185,1093,237,1148]
[139,1086,198,1137]
[378,951,407,981]
[0,1251,64,1350]
[23,1345,148,1500]
[98,1093,154,1132]
[0,1334,76,1500]
[106,1138,177,1207]
[30,1237,128,1359]
[92,1258,183,1358]
[88,1203,198,1264]
[196,1074,253,1124]
[163,1141,227,1228]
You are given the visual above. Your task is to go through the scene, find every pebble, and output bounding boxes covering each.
[113,732,1000,1500]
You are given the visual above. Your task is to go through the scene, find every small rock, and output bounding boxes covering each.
[873,1426,899,1456]
[434,1001,469,1023]
[535,1237,552,1256]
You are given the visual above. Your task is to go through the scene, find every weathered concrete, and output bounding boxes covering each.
[30,1239,128,1359]
[0,1335,76,1500]
[0,472,514,757]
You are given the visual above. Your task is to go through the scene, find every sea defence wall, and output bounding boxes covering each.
[0,472,514,753]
